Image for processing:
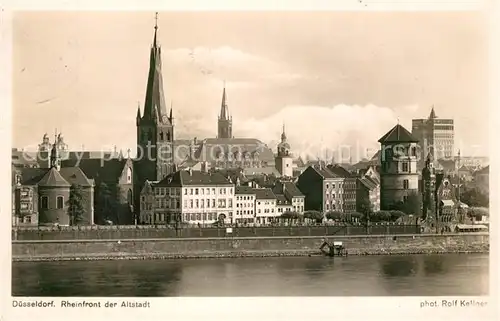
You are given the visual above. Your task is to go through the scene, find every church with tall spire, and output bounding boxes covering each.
[217,84,233,139]
[135,12,175,182]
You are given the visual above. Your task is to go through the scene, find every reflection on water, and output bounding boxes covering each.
[12,254,488,297]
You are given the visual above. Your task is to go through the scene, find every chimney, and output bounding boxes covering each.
[188,168,193,176]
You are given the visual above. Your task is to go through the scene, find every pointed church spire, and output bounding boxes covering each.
[153,12,159,48]
[142,12,169,124]
[429,105,437,119]
[220,83,229,120]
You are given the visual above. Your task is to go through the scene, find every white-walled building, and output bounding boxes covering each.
[254,188,278,224]
[235,186,256,224]
[139,169,234,224]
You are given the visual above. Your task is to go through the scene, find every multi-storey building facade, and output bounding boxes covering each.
[327,164,357,212]
[297,165,356,213]
[235,186,256,224]
[378,124,420,210]
[412,107,454,170]
[139,169,234,225]
[254,188,278,224]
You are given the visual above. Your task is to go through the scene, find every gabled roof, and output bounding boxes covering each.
[283,182,304,197]
[378,124,418,143]
[359,176,379,190]
[38,167,71,187]
[235,186,255,194]
[327,164,355,178]
[156,170,232,187]
[308,165,339,179]
[275,194,291,205]
[61,158,129,183]
[254,188,276,200]
[17,168,49,185]
[59,167,94,187]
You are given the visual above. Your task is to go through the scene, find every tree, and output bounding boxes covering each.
[371,211,392,222]
[461,188,489,208]
[389,210,406,222]
[95,182,118,224]
[358,198,373,224]
[303,210,323,223]
[281,211,302,225]
[67,184,86,225]
[403,191,422,216]
[325,211,343,221]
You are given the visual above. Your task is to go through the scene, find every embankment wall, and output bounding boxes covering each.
[12,224,420,241]
[12,233,489,262]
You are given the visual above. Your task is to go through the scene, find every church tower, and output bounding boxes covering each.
[217,85,232,139]
[136,13,175,182]
[275,123,293,177]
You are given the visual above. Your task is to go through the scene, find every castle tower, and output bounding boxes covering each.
[136,13,175,182]
[275,123,293,177]
[217,84,232,139]
[378,123,419,210]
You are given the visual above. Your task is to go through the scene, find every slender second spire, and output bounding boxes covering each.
[220,83,229,120]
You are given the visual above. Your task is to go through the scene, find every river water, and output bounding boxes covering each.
[12,254,488,296]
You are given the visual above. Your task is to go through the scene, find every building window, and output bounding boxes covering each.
[403,180,409,189]
[24,216,31,223]
[126,167,132,183]
[195,188,199,195]
[40,196,49,209]
[57,196,64,209]
[402,162,409,172]
[127,189,133,205]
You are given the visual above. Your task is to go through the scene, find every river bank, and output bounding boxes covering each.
[12,233,489,262]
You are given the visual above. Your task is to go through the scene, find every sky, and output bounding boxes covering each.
[12,11,490,160]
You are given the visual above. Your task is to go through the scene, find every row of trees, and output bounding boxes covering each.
[279,209,407,224]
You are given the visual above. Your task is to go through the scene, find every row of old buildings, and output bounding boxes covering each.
[12,15,489,227]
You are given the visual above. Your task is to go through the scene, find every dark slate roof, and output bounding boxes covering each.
[327,164,356,178]
[38,167,71,187]
[156,170,232,187]
[18,168,49,185]
[359,176,379,190]
[283,182,304,197]
[254,188,276,200]
[309,165,339,179]
[61,158,128,183]
[235,186,255,194]
[378,124,418,143]
[275,194,291,205]
[59,167,94,187]
[243,167,281,177]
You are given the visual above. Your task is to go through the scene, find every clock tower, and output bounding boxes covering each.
[136,13,175,182]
